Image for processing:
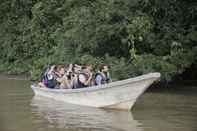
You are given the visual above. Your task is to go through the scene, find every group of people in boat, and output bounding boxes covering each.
[38,64,111,89]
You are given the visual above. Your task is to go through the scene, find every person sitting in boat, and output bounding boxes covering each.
[73,64,93,89]
[38,65,52,88]
[95,64,111,85]
[41,65,68,89]
[39,65,56,88]
[71,64,82,89]
[55,64,80,89]
[62,64,75,89]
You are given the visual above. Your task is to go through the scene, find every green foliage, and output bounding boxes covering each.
[0,0,196,82]
[132,54,178,81]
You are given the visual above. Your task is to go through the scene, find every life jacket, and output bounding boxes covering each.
[74,73,89,89]
[95,72,110,85]
[46,76,58,89]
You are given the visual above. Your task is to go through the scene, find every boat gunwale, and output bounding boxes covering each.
[31,72,160,94]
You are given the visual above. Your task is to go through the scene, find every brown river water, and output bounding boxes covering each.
[0,77,197,131]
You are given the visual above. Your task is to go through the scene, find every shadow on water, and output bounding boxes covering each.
[148,84,197,96]
[30,96,143,131]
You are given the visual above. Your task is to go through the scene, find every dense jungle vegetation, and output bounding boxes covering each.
[0,0,197,81]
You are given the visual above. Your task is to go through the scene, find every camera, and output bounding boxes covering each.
[67,71,73,80]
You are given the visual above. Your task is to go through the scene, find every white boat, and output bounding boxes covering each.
[31,72,160,110]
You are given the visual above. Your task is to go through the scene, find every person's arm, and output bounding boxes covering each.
[46,73,53,80]
[62,77,73,89]
[79,74,92,86]
[84,73,93,86]
[56,77,64,83]
[48,65,55,74]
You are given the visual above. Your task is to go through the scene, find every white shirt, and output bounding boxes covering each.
[78,74,86,83]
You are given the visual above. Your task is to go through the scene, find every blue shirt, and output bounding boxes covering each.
[95,75,103,85]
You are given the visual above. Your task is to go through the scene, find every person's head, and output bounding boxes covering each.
[73,64,82,74]
[86,64,93,72]
[55,65,65,76]
[82,64,92,74]
[64,64,73,72]
[99,64,109,73]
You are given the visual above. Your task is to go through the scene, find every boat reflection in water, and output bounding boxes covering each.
[31,96,143,131]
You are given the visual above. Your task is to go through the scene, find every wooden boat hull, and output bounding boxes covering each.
[31,73,160,110]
